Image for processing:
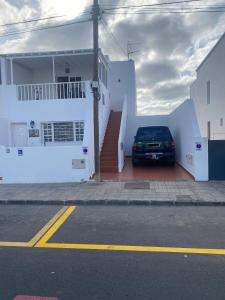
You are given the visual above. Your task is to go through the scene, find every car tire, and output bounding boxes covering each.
[168,161,175,167]
[132,159,139,167]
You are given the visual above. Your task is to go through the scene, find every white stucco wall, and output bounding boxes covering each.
[190,34,225,140]
[169,99,208,181]
[0,118,9,146]
[0,145,91,183]
[99,81,111,151]
[110,60,136,116]
[169,99,199,177]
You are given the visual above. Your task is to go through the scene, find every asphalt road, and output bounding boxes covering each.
[1,205,225,300]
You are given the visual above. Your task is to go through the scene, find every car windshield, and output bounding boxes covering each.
[136,127,172,142]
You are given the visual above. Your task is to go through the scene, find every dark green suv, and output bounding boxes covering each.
[132,126,175,166]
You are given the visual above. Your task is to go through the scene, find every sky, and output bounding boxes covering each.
[1,0,225,115]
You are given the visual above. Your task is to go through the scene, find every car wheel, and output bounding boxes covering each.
[132,159,139,167]
[168,161,175,167]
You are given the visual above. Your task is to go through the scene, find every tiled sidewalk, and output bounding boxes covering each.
[0,180,224,205]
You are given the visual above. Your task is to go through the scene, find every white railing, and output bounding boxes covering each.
[17,81,86,101]
[118,96,128,172]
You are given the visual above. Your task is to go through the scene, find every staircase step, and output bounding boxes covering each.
[101,166,118,172]
[100,111,122,174]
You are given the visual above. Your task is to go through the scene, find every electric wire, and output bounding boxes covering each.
[100,17,127,58]
[0,10,91,27]
[0,18,91,38]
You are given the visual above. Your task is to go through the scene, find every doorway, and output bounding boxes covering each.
[11,123,28,147]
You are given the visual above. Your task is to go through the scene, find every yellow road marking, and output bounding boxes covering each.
[36,242,225,256]
[0,206,69,248]
[0,242,30,247]
[35,206,76,247]
[28,206,69,246]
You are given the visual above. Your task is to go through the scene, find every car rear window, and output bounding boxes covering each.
[136,127,172,142]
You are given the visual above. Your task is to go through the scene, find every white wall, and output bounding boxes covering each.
[190,34,225,140]
[0,84,95,183]
[99,81,111,151]
[169,99,208,181]
[0,118,9,146]
[0,82,93,147]
[169,99,200,176]
[0,145,91,183]
[110,60,136,116]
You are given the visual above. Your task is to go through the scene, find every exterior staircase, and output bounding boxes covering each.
[100,111,122,173]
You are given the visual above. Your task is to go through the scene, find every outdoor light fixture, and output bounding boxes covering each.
[30,120,35,128]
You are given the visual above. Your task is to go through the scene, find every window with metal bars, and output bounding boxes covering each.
[42,121,84,144]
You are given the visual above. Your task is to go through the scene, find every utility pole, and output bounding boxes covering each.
[92,0,100,181]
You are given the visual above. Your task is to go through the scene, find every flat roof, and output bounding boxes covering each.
[0,48,94,58]
[0,48,110,67]
[196,31,225,72]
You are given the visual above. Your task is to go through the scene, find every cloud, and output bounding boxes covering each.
[0,0,225,115]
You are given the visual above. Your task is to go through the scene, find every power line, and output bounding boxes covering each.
[100,17,127,57]
[0,18,91,38]
[0,10,91,27]
[102,0,208,10]
[104,9,225,14]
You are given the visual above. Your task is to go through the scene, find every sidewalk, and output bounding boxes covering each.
[0,180,225,205]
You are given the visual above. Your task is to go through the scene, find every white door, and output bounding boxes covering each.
[12,123,28,147]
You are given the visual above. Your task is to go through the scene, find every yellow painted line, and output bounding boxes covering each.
[35,206,76,247]
[37,242,225,256]
[0,242,30,247]
[28,206,69,246]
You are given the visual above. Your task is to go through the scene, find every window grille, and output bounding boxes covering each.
[75,121,84,141]
[42,121,84,144]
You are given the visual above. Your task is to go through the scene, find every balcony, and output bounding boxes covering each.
[17,81,86,101]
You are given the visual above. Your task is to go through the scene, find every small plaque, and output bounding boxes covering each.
[29,129,39,138]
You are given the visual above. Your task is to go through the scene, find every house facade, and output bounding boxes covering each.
[0,49,137,183]
[190,33,225,140]
[1,40,222,183]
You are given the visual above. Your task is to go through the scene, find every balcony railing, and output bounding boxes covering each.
[17,81,86,101]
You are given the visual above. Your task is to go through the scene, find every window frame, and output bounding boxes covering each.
[41,121,84,145]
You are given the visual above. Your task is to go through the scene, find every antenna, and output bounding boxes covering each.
[127,41,140,60]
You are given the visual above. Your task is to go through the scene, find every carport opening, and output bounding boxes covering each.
[101,157,194,181]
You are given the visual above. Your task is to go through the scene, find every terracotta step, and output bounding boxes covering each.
[100,161,118,167]
[100,111,122,174]
[101,166,118,172]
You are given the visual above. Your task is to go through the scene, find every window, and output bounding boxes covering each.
[43,123,52,143]
[207,80,210,104]
[75,121,84,141]
[220,118,223,127]
[42,121,84,144]
[98,62,108,88]
[54,122,74,142]
[207,121,211,140]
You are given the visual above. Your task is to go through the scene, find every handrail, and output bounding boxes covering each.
[17,81,86,101]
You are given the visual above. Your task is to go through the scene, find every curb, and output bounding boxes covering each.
[0,199,225,206]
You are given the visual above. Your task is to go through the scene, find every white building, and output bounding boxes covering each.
[190,33,225,140]
[0,45,214,183]
[0,49,136,183]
